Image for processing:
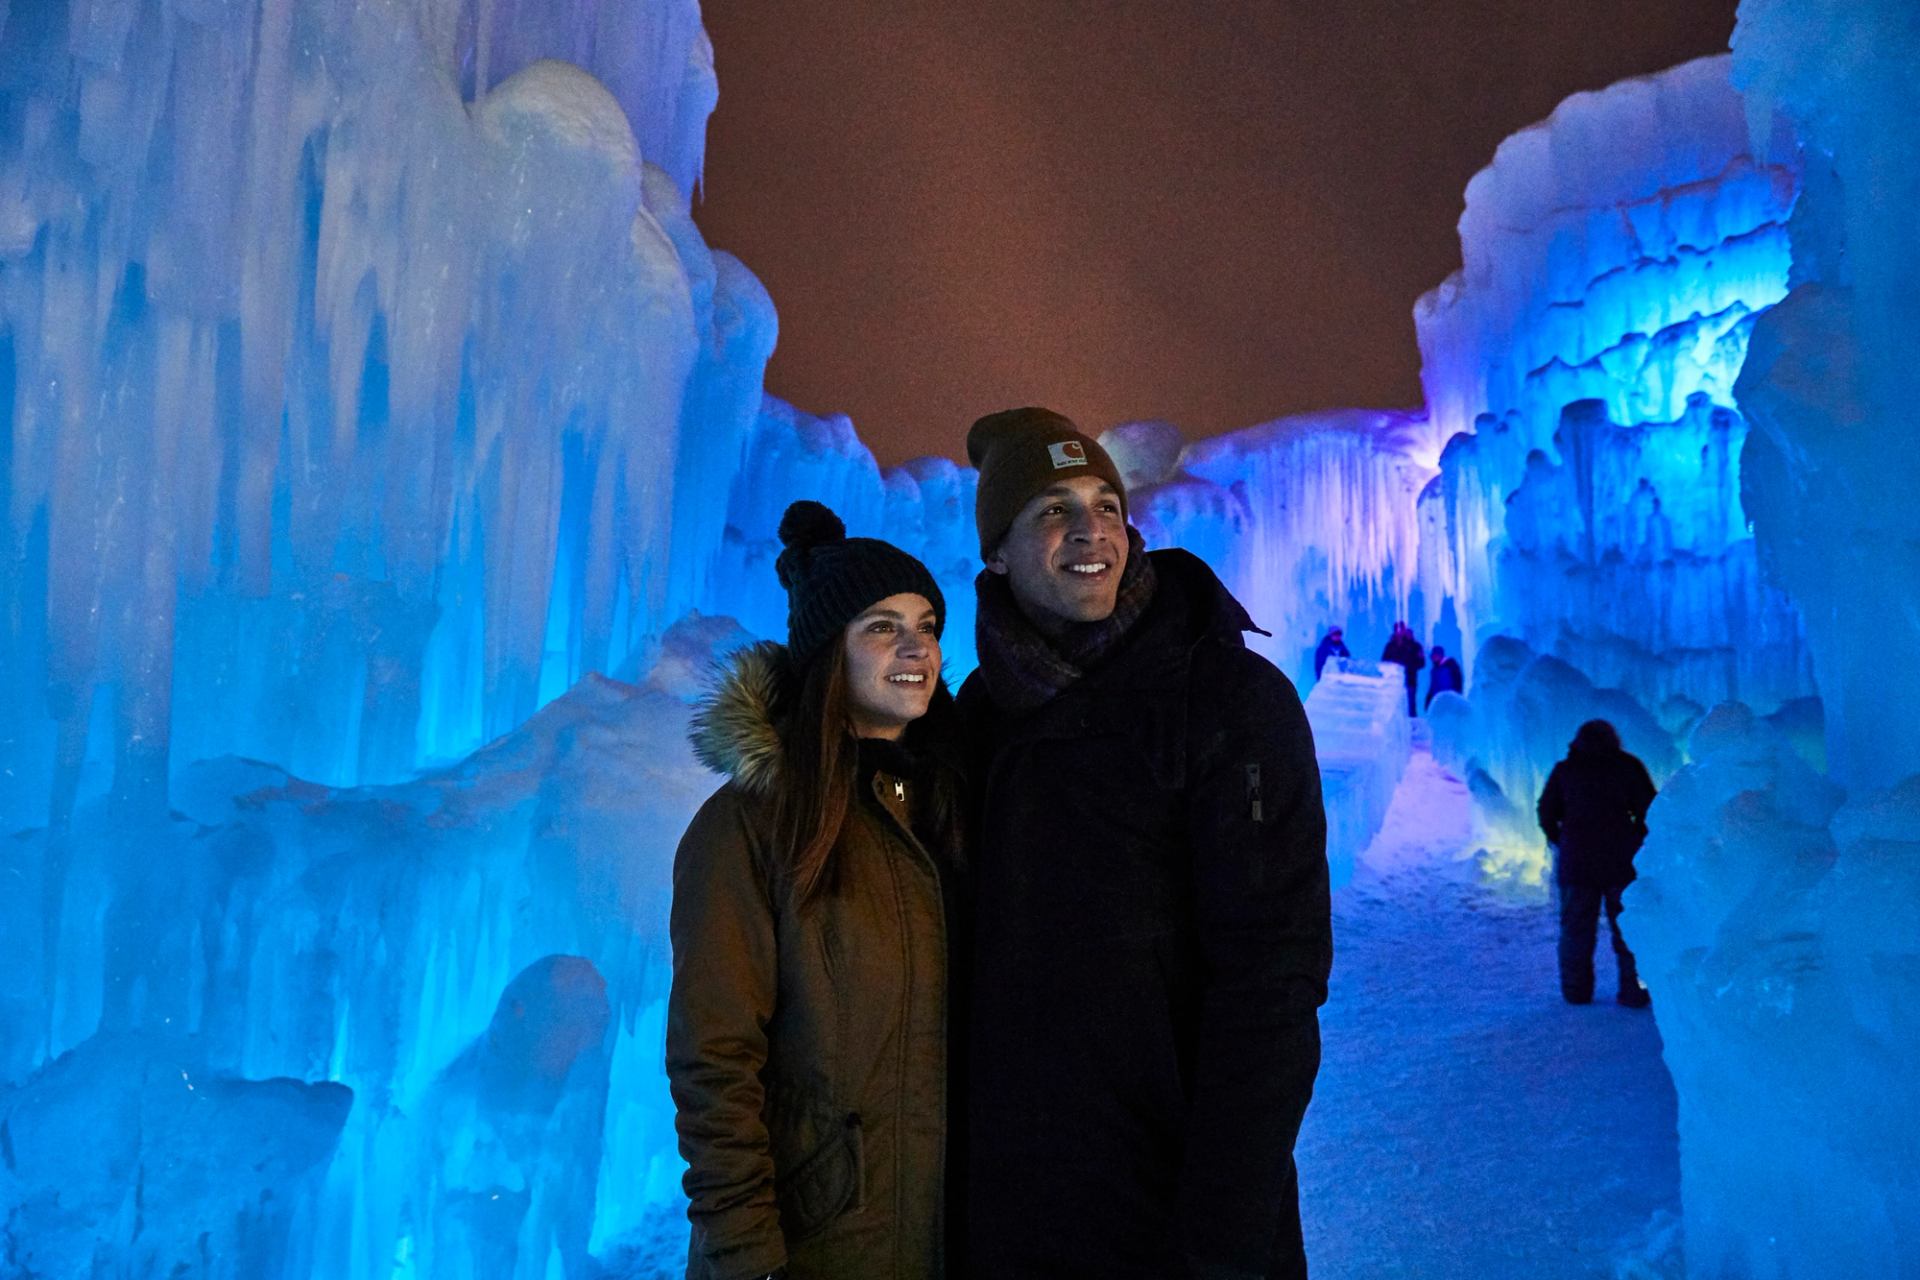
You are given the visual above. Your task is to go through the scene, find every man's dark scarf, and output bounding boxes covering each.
[974,527,1158,716]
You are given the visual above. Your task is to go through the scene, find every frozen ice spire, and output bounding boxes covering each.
[0,1,771,834]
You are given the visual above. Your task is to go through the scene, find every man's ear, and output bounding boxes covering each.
[984,552,1008,576]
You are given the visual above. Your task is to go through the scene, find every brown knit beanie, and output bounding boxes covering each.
[775,500,946,665]
[966,407,1129,557]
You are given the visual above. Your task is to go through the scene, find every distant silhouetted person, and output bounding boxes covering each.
[1314,625,1350,678]
[1380,622,1425,716]
[1426,645,1463,708]
[1537,720,1658,1008]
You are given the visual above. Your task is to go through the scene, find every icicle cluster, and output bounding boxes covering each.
[2,5,773,1272]
[1126,408,1437,686]
[1408,55,1819,873]
[1414,56,1799,682]
[0,0,771,839]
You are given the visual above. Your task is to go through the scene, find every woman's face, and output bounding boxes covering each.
[841,593,941,741]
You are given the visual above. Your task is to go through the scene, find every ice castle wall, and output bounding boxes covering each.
[0,0,770,839]
[0,3,768,1271]
[1626,3,1920,1275]
[1,628,742,1275]
[1414,56,1800,675]
[1410,55,1820,877]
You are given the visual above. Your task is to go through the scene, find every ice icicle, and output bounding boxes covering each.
[0,1,760,829]
[1414,55,1798,679]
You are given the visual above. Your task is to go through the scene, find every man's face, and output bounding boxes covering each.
[986,476,1129,635]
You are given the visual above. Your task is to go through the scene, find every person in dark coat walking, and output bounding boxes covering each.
[668,502,966,1280]
[958,408,1331,1280]
[1313,625,1350,678]
[1425,645,1464,708]
[1537,719,1658,1008]
[1380,622,1426,716]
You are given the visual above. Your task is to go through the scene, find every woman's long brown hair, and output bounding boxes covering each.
[774,639,856,904]
[773,635,966,906]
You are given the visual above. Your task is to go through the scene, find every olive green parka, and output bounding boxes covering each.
[667,641,957,1280]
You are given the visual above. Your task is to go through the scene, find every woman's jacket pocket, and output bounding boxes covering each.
[776,1110,864,1242]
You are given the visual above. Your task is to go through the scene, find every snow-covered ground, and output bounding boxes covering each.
[1299,737,1682,1279]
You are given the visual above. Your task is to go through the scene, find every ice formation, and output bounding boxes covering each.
[1407,54,1817,879]
[0,0,764,837]
[1302,658,1410,890]
[3,0,1914,1275]
[1135,408,1438,683]
[0,1,760,1271]
[1625,3,1920,1274]
[2,608,749,1274]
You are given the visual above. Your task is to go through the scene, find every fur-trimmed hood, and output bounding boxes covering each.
[689,641,791,797]
[688,640,961,798]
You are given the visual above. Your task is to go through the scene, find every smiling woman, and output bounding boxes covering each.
[668,500,969,1280]
[844,594,944,740]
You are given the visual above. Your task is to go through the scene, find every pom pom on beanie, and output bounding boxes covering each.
[774,500,946,664]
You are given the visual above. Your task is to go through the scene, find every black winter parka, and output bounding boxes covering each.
[958,549,1332,1280]
[1537,745,1658,888]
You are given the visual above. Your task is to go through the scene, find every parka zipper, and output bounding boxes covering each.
[867,771,950,1257]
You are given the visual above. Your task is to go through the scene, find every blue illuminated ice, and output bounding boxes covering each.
[1624,2,1920,1274]
[0,1,753,1270]
[1410,55,1811,855]
[1415,55,1799,691]
[0,0,760,836]
[1117,407,1437,689]
[1303,659,1411,887]
[0,1034,353,1277]
[2,610,750,1274]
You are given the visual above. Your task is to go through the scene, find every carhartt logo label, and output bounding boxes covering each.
[1048,440,1088,469]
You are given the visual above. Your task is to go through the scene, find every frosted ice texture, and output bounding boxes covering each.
[3,611,749,1275]
[1410,55,1816,850]
[0,2,762,1272]
[1303,659,1411,888]
[0,1033,355,1276]
[1624,4,1920,1275]
[1414,57,1799,680]
[1120,408,1437,689]
[0,0,763,839]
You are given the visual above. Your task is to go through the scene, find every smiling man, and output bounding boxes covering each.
[957,407,1332,1280]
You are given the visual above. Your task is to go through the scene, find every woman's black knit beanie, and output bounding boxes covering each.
[775,500,945,665]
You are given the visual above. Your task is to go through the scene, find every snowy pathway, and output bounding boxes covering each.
[1297,742,1681,1279]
